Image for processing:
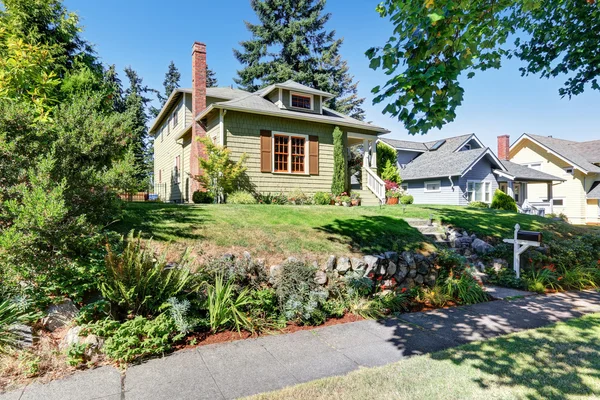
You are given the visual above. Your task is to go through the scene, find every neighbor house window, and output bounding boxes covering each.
[172,109,178,127]
[291,93,312,109]
[564,167,573,175]
[425,181,441,193]
[552,198,564,206]
[526,163,542,171]
[467,181,492,202]
[273,134,307,173]
[401,183,408,192]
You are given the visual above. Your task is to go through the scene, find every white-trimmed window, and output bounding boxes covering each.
[467,181,492,202]
[425,181,441,193]
[290,92,313,110]
[172,109,178,127]
[273,132,308,174]
[563,167,574,175]
[401,183,409,192]
[552,198,565,206]
[173,156,180,184]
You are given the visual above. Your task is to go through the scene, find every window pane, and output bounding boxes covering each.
[292,94,311,109]
[291,137,305,173]
[484,183,490,202]
[274,136,289,172]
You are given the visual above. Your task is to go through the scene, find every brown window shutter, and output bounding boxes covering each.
[260,130,272,173]
[309,135,319,175]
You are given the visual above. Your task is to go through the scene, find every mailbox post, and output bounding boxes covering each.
[503,224,542,279]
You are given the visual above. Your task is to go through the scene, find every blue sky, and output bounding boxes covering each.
[65,0,599,150]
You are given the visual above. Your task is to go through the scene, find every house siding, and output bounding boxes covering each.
[224,110,376,194]
[152,96,188,202]
[404,177,461,205]
[509,140,593,224]
[457,158,499,206]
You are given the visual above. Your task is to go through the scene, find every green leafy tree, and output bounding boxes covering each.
[331,126,348,195]
[234,0,366,119]
[376,142,397,176]
[491,189,518,212]
[366,0,600,135]
[192,137,248,203]
[207,65,218,88]
[380,159,401,183]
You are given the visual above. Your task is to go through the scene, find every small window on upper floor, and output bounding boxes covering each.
[529,163,542,171]
[291,93,312,110]
[564,167,574,175]
[172,109,178,127]
[463,144,471,151]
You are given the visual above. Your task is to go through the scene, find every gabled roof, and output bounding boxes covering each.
[378,138,427,152]
[495,161,565,182]
[380,133,479,153]
[588,181,600,199]
[511,134,600,174]
[149,87,250,134]
[255,80,335,99]
[196,91,388,134]
[399,148,506,181]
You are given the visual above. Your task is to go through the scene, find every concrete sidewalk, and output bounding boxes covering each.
[3,290,600,400]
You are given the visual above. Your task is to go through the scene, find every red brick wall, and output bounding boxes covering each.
[190,42,207,194]
[497,135,510,160]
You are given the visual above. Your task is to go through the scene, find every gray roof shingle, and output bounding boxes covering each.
[524,134,600,173]
[379,138,427,151]
[498,161,565,182]
[399,148,492,180]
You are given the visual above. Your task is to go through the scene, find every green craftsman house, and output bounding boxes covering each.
[150,42,389,204]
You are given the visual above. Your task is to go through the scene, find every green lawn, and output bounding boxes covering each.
[249,313,600,400]
[111,203,581,262]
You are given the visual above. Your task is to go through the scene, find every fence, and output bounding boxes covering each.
[118,183,178,203]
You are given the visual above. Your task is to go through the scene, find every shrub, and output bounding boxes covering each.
[287,189,311,205]
[384,180,399,191]
[227,190,257,204]
[100,231,195,319]
[313,192,332,205]
[0,299,40,353]
[468,201,489,208]
[204,255,268,290]
[248,288,285,332]
[256,192,288,205]
[400,194,414,204]
[443,272,488,304]
[166,297,196,335]
[485,267,525,290]
[523,267,561,293]
[84,314,181,364]
[376,141,397,177]
[192,190,214,204]
[331,126,348,196]
[206,274,253,332]
[415,286,453,307]
[380,159,401,183]
[490,189,518,212]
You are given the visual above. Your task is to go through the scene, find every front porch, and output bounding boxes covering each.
[348,133,386,205]
[494,161,566,216]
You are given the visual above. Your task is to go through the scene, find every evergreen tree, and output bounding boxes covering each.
[104,64,125,112]
[124,67,152,184]
[150,61,181,117]
[206,65,218,88]
[233,0,365,119]
[331,126,348,195]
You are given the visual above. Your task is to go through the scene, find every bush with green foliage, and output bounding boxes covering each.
[468,201,489,208]
[490,189,518,212]
[331,126,348,196]
[442,272,489,304]
[256,192,288,205]
[400,194,414,205]
[206,274,253,332]
[0,299,40,353]
[227,190,257,205]
[380,159,401,183]
[83,314,181,364]
[192,191,214,204]
[313,192,332,205]
[100,231,195,318]
[204,255,268,291]
[376,142,397,177]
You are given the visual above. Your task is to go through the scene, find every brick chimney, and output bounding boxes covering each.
[190,42,207,193]
[497,135,510,161]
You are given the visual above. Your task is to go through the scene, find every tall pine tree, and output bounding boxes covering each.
[124,67,152,183]
[206,65,218,88]
[233,0,365,119]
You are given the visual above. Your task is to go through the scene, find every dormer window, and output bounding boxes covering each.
[291,92,312,110]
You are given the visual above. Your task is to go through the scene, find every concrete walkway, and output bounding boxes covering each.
[3,290,600,400]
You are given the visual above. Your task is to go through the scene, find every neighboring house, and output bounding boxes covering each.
[500,134,600,224]
[378,134,564,207]
[150,42,388,203]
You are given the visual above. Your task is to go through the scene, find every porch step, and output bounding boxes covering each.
[352,189,382,207]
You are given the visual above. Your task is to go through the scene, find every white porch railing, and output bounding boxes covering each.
[365,166,386,204]
[519,200,548,217]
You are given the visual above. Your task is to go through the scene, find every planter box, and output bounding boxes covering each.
[387,197,399,205]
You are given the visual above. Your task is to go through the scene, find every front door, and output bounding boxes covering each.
[499,182,508,194]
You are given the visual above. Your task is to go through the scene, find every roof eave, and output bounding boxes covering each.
[149,89,192,134]
[460,149,507,178]
[511,133,591,174]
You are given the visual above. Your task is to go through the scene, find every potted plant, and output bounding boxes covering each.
[386,188,402,205]
[350,192,361,206]
[340,194,351,207]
